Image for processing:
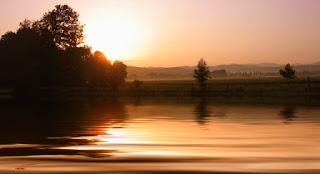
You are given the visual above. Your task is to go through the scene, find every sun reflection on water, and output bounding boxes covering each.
[1,103,320,173]
[98,128,143,145]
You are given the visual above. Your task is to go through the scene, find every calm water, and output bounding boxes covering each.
[0,98,320,174]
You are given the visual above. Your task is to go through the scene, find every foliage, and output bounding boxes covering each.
[34,5,84,50]
[133,80,143,88]
[194,58,211,88]
[85,51,111,86]
[0,4,127,91]
[108,61,128,90]
[0,21,45,86]
[280,64,296,83]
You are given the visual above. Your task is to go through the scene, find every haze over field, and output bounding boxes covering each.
[1,0,320,67]
[126,62,320,80]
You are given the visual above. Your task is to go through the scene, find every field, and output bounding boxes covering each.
[1,77,320,101]
[121,77,320,97]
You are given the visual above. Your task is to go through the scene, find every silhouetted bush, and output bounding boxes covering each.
[133,80,143,88]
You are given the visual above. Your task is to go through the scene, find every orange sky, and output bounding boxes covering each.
[1,0,320,67]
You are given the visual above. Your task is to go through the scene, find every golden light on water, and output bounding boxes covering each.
[84,13,143,62]
[101,128,142,145]
[2,104,320,174]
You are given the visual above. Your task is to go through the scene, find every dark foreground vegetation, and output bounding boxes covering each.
[131,78,320,97]
[1,77,319,102]
[0,5,127,101]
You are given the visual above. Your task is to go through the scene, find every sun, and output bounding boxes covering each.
[84,13,142,62]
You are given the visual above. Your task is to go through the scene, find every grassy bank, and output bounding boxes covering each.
[121,77,320,97]
[1,77,320,101]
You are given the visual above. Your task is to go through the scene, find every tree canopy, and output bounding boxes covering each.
[194,58,211,88]
[34,5,84,50]
[280,64,296,83]
[108,61,128,90]
[0,4,127,90]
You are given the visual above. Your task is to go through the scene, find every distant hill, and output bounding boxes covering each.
[312,61,320,65]
[127,66,192,76]
[247,63,283,67]
[210,64,320,73]
[127,62,320,80]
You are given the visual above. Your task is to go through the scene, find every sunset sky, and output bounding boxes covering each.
[0,0,319,67]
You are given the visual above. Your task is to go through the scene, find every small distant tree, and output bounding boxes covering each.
[194,58,211,88]
[280,63,296,83]
[133,80,143,89]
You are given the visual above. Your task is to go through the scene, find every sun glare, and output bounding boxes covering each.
[85,13,142,62]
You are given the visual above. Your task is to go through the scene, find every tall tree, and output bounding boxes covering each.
[108,61,127,90]
[35,5,84,50]
[280,63,296,83]
[194,58,211,88]
[0,4,130,92]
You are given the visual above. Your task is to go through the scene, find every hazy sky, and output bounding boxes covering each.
[1,0,320,66]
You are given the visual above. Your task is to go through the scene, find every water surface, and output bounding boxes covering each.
[0,98,319,173]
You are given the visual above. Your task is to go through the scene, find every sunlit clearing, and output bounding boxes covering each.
[85,13,142,62]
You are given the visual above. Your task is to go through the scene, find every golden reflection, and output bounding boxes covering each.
[99,128,143,144]
[1,103,320,173]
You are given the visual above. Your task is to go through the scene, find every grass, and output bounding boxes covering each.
[121,77,320,97]
[1,77,320,101]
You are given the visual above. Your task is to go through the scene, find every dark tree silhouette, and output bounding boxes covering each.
[0,21,43,85]
[0,4,129,99]
[194,58,210,88]
[108,61,128,90]
[85,51,112,86]
[0,31,16,44]
[132,80,143,89]
[34,5,84,50]
[280,64,296,83]
[59,46,92,85]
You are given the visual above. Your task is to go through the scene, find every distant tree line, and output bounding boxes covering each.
[210,69,227,78]
[193,59,298,88]
[0,5,127,89]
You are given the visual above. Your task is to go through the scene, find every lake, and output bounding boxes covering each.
[0,97,319,174]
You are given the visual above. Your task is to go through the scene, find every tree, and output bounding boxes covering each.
[108,61,127,90]
[280,63,296,83]
[85,51,112,86]
[132,80,143,89]
[0,4,131,93]
[59,46,93,85]
[35,5,84,50]
[0,31,16,44]
[194,58,210,88]
[0,21,43,86]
